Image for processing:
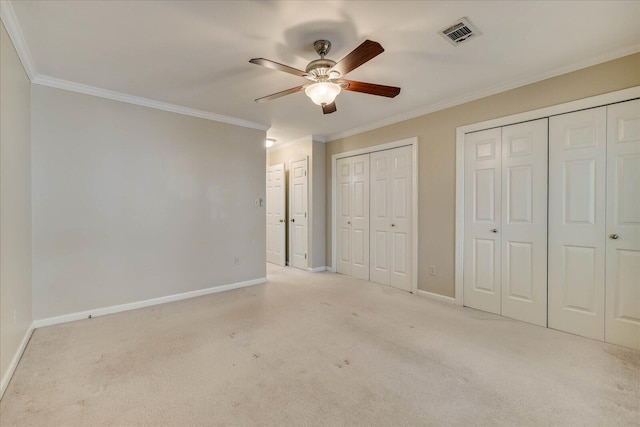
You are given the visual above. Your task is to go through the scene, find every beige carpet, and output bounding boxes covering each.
[1,264,639,426]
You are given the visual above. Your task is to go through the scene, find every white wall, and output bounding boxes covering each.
[31,85,266,320]
[0,21,33,395]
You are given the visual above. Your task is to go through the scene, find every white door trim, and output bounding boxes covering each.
[455,86,640,306]
[331,137,419,294]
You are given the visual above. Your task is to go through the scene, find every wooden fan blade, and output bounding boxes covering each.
[322,102,337,114]
[249,58,308,78]
[340,80,401,98]
[331,40,384,76]
[255,85,305,103]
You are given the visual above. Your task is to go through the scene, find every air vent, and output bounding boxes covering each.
[439,17,480,47]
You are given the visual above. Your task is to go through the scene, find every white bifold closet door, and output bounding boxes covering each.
[463,119,548,326]
[605,99,640,350]
[548,107,607,340]
[370,146,413,291]
[336,154,370,280]
[549,99,639,350]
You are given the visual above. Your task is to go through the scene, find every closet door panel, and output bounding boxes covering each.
[336,158,352,275]
[389,146,413,291]
[548,107,606,340]
[463,128,502,315]
[351,155,370,280]
[500,119,548,327]
[370,151,391,285]
[606,99,640,350]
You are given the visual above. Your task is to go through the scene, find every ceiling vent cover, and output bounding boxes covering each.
[439,17,480,46]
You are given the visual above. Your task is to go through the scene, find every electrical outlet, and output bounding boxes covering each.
[234,256,240,265]
[429,265,437,276]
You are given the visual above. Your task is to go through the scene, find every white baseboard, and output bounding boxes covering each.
[33,277,267,329]
[308,266,329,273]
[416,289,456,304]
[0,323,35,400]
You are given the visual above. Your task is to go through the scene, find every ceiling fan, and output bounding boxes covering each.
[249,39,401,114]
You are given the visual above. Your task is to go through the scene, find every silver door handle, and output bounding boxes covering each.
[279,219,284,223]
[609,234,619,240]
[291,218,295,223]
[491,229,498,233]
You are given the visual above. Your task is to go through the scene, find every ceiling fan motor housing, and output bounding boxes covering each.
[306,58,338,80]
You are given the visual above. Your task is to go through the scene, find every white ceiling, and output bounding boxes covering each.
[7,0,640,144]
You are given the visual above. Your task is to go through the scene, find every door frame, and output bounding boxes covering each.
[455,86,640,307]
[331,137,419,294]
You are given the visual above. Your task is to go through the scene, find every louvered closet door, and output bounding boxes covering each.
[548,107,607,340]
[336,154,370,280]
[500,119,548,327]
[370,146,413,291]
[463,128,502,315]
[605,99,640,350]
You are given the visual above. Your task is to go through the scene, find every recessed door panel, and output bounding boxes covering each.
[563,245,597,313]
[549,107,606,340]
[474,169,495,222]
[565,159,596,224]
[507,165,532,224]
[506,241,533,301]
[473,239,496,293]
[606,99,640,350]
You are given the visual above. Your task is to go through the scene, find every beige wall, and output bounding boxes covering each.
[0,22,33,394]
[31,85,266,319]
[326,53,640,298]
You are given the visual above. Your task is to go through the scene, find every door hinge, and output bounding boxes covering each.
[304,212,307,218]
[304,171,307,176]
[305,254,307,259]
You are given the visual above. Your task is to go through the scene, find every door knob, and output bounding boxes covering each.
[391,224,396,227]
[491,229,498,233]
[609,234,619,240]
[279,219,284,223]
[291,218,295,223]
[347,221,351,225]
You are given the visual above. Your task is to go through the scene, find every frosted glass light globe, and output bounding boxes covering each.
[305,82,341,106]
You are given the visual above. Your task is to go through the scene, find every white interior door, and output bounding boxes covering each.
[548,107,606,340]
[500,119,548,327]
[289,158,308,270]
[266,164,286,266]
[350,154,370,280]
[463,128,502,315]
[605,99,640,350]
[336,157,353,276]
[370,146,412,290]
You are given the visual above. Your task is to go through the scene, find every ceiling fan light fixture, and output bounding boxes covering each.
[305,82,341,106]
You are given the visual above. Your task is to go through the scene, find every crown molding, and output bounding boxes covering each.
[323,44,640,142]
[32,75,270,131]
[1,0,269,132]
[0,0,36,80]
